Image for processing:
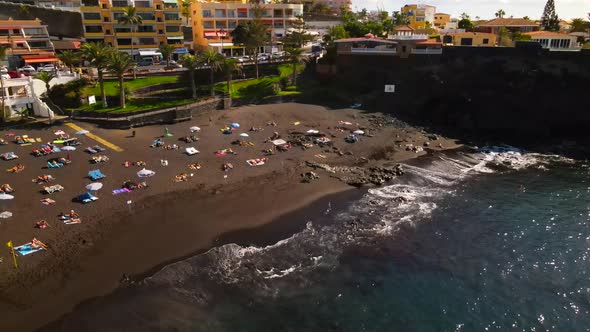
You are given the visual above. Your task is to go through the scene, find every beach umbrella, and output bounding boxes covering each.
[0,211,12,218]
[61,146,76,151]
[239,133,249,137]
[85,182,103,191]
[353,130,365,135]
[76,130,89,135]
[0,193,14,200]
[137,168,156,178]
[230,123,240,128]
[190,126,201,133]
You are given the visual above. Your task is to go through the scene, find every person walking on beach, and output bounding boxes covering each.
[132,130,136,138]
[67,153,71,160]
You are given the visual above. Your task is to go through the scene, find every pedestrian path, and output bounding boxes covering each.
[65,123,124,152]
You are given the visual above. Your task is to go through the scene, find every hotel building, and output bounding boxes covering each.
[0,18,57,67]
[401,4,436,30]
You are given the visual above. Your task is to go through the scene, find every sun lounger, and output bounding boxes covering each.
[77,192,98,204]
[14,242,46,256]
[112,188,132,195]
[185,147,199,155]
[271,139,288,146]
[88,170,106,180]
[246,158,267,167]
[44,184,64,194]
[47,162,63,168]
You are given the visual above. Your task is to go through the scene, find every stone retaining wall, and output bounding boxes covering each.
[72,98,223,129]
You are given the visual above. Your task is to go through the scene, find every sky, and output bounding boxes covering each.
[351,0,590,20]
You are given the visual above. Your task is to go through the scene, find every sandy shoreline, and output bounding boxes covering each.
[0,103,459,331]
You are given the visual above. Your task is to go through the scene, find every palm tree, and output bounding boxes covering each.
[221,58,242,98]
[285,47,305,86]
[199,48,224,97]
[179,54,202,99]
[57,50,80,74]
[180,0,191,25]
[35,71,56,124]
[118,6,143,61]
[0,46,6,121]
[495,9,506,18]
[36,71,56,95]
[106,51,134,109]
[82,42,113,107]
[158,44,175,69]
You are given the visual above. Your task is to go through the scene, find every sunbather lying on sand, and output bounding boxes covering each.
[35,220,49,229]
[222,163,233,172]
[0,184,14,193]
[34,175,54,183]
[40,198,56,205]
[7,164,24,173]
[188,163,201,170]
[174,173,190,182]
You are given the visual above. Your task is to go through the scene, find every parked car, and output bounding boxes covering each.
[39,64,56,72]
[18,65,36,76]
[257,53,271,61]
[8,70,22,78]
[138,58,154,66]
[159,59,181,68]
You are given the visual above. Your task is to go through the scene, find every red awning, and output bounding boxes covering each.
[204,31,227,37]
[237,8,247,12]
[25,57,58,64]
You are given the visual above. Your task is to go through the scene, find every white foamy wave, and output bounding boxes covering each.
[476,146,574,171]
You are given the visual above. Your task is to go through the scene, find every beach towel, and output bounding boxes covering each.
[246,158,267,167]
[271,139,287,146]
[112,188,132,195]
[63,218,82,225]
[185,147,199,155]
[14,243,45,256]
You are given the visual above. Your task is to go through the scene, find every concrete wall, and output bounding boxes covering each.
[72,98,223,129]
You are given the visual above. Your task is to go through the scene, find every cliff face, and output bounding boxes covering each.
[0,3,83,38]
[334,48,590,142]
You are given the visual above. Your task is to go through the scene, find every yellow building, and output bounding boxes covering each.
[441,32,497,47]
[80,0,185,58]
[433,13,450,28]
[190,0,303,54]
[401,4,436,30]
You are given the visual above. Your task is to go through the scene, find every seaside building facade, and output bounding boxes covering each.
[433,13,450,29]
[0,76,54,119]
[476,18,539,34]
[524,31,580,51]
[80,0,185,59]
[441,32,497,47]
[400,4,436,30]
[190,0,303,54]
[0,18,57,68]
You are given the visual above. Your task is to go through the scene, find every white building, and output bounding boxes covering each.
[524,31,580,51]
[0,77,54,119]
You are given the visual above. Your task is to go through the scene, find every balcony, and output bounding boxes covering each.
[388,34,429,40]
[351,48,397,55]
[82,19,103,24]
[81,6,101,10]
[84,32,105,37]
[411,48,442,55]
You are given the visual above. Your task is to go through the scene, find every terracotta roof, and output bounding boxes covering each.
[479,18,539,27]
[393,25,414,31]
[334,37,397,44]
[524,31,576,38]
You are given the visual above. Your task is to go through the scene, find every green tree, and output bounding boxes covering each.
[35,71,56,124]
[180,0,191,25]
[541,0,560,31]
[285,47,305,85]
[460,12,470,20]
[392,11,410,25]
[106,51,134,109]
[118,6,143,59]
[570,18,589,32]
[512,31,532,41]
[323,25,349,44]
[199,48,224,97]
[82,42,113,107]
[0,46,6,121]
[523,16,531,20]
[497,27,512,46]
[221,58,242,98]
[241,12,269,79]
[179,54,202,98]
[158,44,175,69]
[284,16,314,48]
[458,18,474,30]
[57,50,81,74]
[495,9,506,18]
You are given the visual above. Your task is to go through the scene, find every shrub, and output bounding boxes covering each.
[48,78,90,109]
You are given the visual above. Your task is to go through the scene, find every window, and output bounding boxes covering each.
[113,12,124,20]
[138,37,156,45]
[158,29,164,34]
[284,9,293,17]
[101,3,107,9]
[415,17,425,22]
[138,13,156,20]
[112,0,128,7]
[202,10,212,17]
[82,0,99,5]
[137,25,156,32]
[166,25,180,32]
[228,10,236,18]
[23,28,45,35]
[550,39,559,48]
[16,43,25,47]
[85,25,103,33]
[117,38,132,45]
[103,16,110,22]
[460,38,473,46]
[83,12,101,20]
[273,9,283,17]
[13,29,19,34]
[156,4,161,9]
[273,21,283,28]
[237,8,248,18]
[482,38,489,44]
[216,21,226,29]
[135,1,150,8]
[0,30,8,36]
[442,35,452,44]
[215,9,225,18]
[203,21,213,28]
[105,29,111,35]
[228,21,237,28]
[164,13,180,20]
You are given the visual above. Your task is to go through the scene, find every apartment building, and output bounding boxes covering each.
[80,0,184,58]
[190,0,303,54]
[0,18,57,68]
[401,4,436,30]
[433,13,450,28]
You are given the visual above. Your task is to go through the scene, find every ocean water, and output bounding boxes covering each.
[49,147,590,332]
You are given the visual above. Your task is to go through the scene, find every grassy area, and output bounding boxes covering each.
[75,98,194,114]
[215,64,304,101]
[85,75,179,97]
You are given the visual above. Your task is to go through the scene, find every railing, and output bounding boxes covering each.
[411,48,443,55]
[351,48,397,54]
[388,34,429,40]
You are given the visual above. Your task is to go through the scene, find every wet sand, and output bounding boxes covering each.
[0,103,459,331]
